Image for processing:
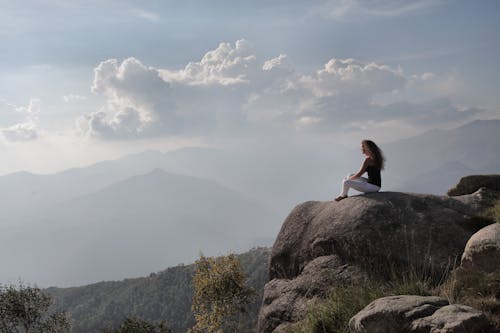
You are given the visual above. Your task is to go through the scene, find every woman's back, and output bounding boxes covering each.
[366,165,381,187]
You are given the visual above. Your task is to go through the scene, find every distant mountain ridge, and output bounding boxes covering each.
[1,169,277,286]
[383,119,500,193]
[1,118,499,286]
[47,247,270,333]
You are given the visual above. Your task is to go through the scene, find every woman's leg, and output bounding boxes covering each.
[341,177,380,197]
[339,174,355,197]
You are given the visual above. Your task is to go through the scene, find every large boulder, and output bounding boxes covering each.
[258,190,495,333]
[447,175,500,196]
[269,191,490,281]
[349,295,497,333]
[461,222,500,273]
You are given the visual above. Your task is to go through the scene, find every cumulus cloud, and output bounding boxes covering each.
[79,39,484,140]
[1,99,40,141]
[1,122,38,141]
[160,39,257,85]
[81,57,178,138]
[302,58,405,97]
[244,57,407,129]
[81,40,258,139]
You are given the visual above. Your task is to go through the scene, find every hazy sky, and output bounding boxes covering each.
[1,0,499,174]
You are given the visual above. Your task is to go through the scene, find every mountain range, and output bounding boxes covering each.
[47,247,270,333]
[1,118,499,287]
[1,169,277,286]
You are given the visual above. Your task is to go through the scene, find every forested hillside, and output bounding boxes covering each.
[47,248,270,333]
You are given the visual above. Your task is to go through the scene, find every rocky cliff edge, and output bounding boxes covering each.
[258,176,499,333]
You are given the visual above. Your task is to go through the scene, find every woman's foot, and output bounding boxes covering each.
[334,195,347,202]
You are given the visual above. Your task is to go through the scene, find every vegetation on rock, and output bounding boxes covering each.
[292,268,436,333]
[440,269,500,329]
[289,197,500,333]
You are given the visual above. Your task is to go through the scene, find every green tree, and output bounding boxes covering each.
[101,317,172,333]
[189,254,255,333]
[0,283,70,333]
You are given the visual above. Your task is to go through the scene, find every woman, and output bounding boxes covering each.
[334,139,385,201]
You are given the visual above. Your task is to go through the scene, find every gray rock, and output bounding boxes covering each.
[452,187,499,215]
[258,255,367,333]
[461,223,500,273]
[447,174,500,196]
[412,304,496,333]
[349,295,496,333]
[258,190,496,333]
[269,192,488,281]
[349,295,447,333]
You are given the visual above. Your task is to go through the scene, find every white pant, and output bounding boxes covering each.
[340,173,380,197]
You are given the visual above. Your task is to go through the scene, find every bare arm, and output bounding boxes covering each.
[349,158,370,179]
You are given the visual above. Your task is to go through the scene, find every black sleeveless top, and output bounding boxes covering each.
[366,165,381,187]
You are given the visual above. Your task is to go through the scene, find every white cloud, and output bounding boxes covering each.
[244,57,407,129]
[18,98,41,115]
[82,40,258,139]
[1,121,38,141]
[373,98,483,125]
[317,0,445,20]
[83,57,178,138]
[133,9,161,23]
[63,94,87,103]
[80,39,484,140]
[408,71,465,99]
[301,58,406,97]
[80,106,149,139]
[262,54,292,72]
[1,99,40,141]
[159,39,257,86]
[0,99,20,124]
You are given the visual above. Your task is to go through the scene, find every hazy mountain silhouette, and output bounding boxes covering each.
[1,119,499,287]
[0,169,277,286]
[0,145,342,223]
[383,119,500,193]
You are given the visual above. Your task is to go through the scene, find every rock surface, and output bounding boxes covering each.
[269,191,489,281]
[447,174,500,196]
[452,187,499,215]
[258,190,496,333]
[258,255,367,333]
[349,295,497,333]
[461,222,500,273]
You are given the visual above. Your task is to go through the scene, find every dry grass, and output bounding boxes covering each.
[440,268,500,328]
[292,269,436,333]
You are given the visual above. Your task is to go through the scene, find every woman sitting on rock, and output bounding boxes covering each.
[334,139,385,201]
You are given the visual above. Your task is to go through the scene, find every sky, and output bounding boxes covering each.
[1,0,499,175]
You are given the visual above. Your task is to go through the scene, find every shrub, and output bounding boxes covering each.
[100,317,172,333]
[188,254,255,333]
[0,282,70,333]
